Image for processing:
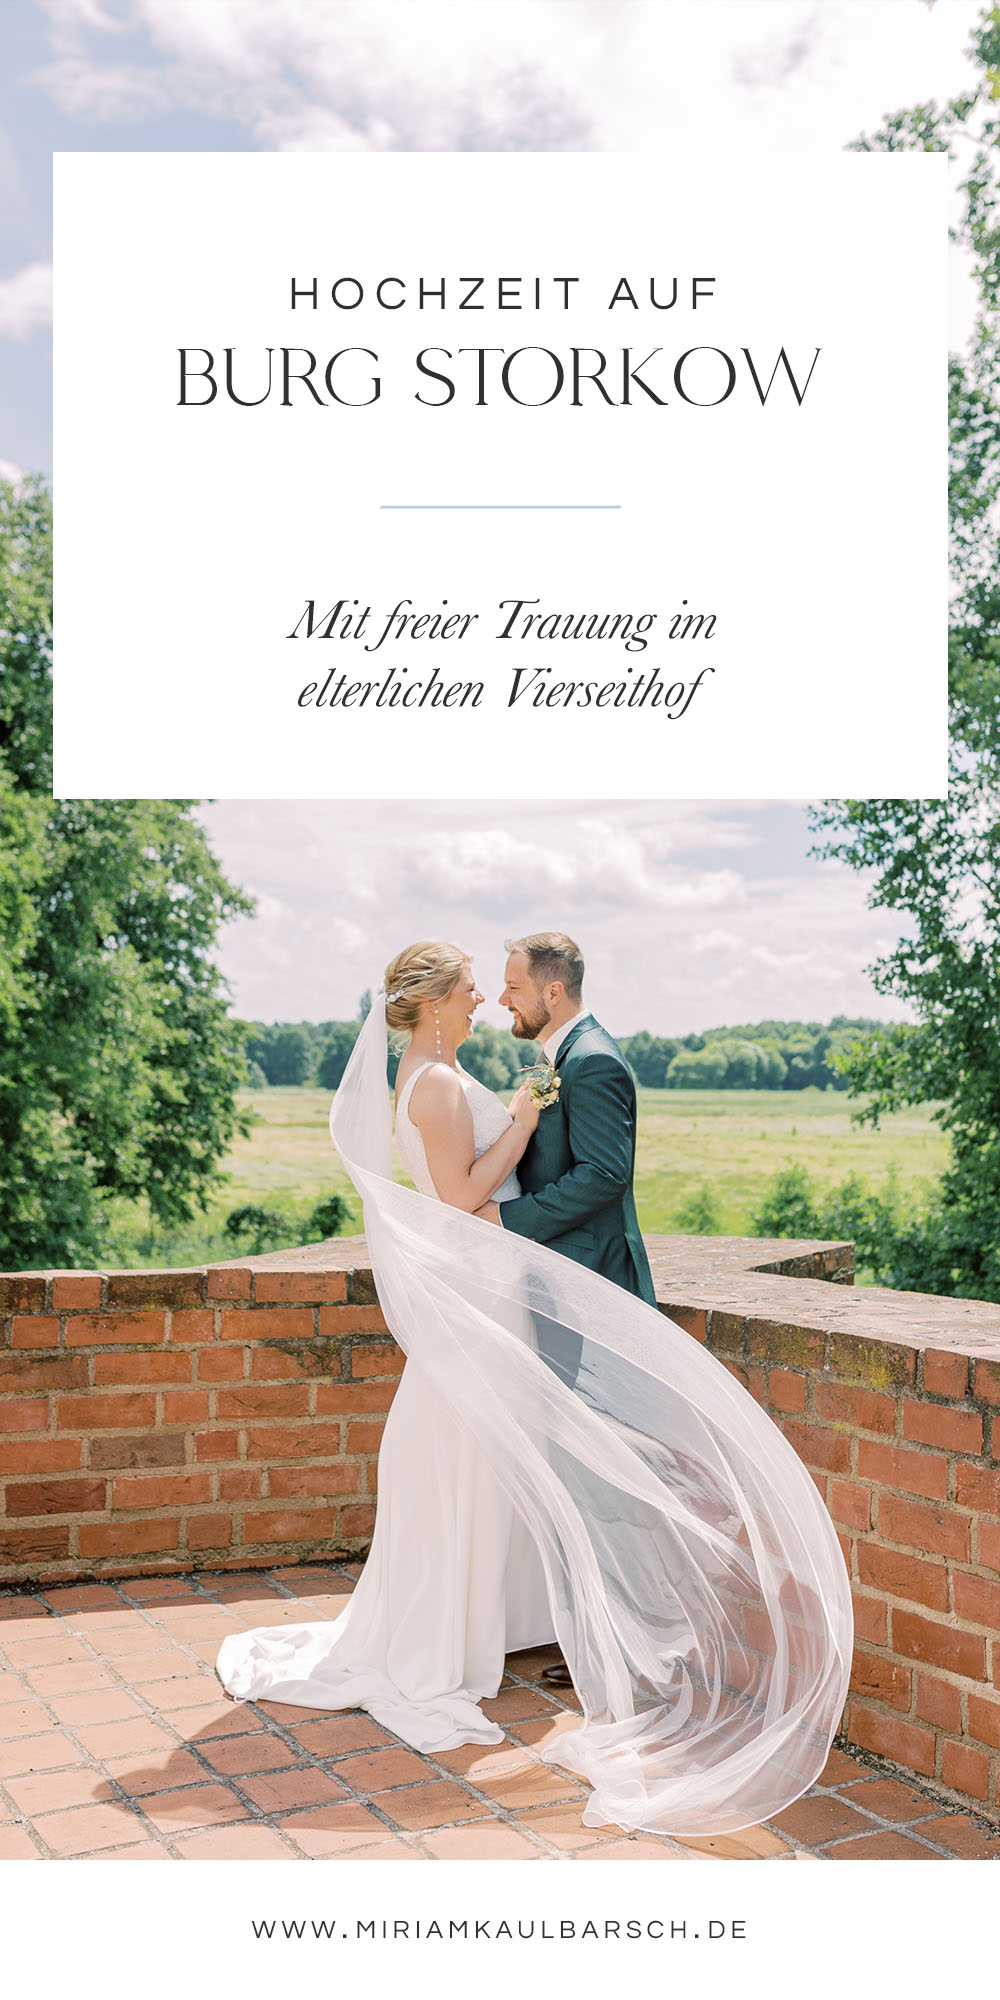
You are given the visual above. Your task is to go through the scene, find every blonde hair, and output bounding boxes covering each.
[383,940,470,1033]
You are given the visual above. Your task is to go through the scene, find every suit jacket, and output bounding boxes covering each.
[498,1014,656,1306]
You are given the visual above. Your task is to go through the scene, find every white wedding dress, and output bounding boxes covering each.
[216,1059,555,1752]
[219,998,853,1836]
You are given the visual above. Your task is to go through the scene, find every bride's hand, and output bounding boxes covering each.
[509,1084,540,1134]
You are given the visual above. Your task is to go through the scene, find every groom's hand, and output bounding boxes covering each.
[475,1202,501,1225]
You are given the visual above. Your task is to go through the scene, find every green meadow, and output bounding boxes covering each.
[105,1085,949,1269]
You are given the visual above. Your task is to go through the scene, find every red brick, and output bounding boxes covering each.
[57,1393,155,1431]
[901,1401,982,1455]
[848,1703,936,1777]
[953,1570,1000,1630]
[977,1519,1000,1573]
[193,1430,240,1462]
[64,1313,165,1348]
[268,1464,363,1500]
[916,1673,963,1732]
[5,1479,106,1517]
[0,1399,49,1433]
[769,1369,806,1413]
[315,1382,399,1416]
[973,1358,1000,1406]
[878,1495,971,1562]
[831,1481,871,1531]
[923,1350,970,1398]
[10,1315,61,1349]
[249,1345,333,1382]
[111,1473,212,1510]
[0,1277,46,1311]
[77,1519,180,1559]
[168,1311,216,1344]
[351,1344,402,1380]
[243,1509,339,1544]
[746,1319,820,1368]
[955,1463,1000,1513]
[849,1649,911,1711]
[856,1544,948,1608]
[106,1273,203,1311]
[967,1693,1000,1750]
[340,1504,376,1539]
[320,1305,388,1339]
[892,1608,986,1681]
[827,1334,915,1388]
[88,1433,186,1470]
[940,1739,990,1801]
[206,1267,252,1300]
[186,1514,233,1550]
[245,1424,342,1459]
[218,1468,260,1501]
[254,1272,348,1303]
[857,1440,948,1501]
[196,1348,244,1382]
[51,1276,103,1310]
[0,1355,86,1392]
[780,1422,850,1475]
[0,1526,70,1562]
[815,1382,895,1433]
[93,1352,191,1385]
[852,1594,888,1646]
[220,1307,314,1343]
[161,1391,212,1424]
[663,1304,706,1343]
[2,1439,82,1474]
[346,1421,385,1454]
[216,1385,311,1420]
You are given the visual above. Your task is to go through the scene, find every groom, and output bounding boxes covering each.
[479,930,655,1306]
[477,931,656,1687]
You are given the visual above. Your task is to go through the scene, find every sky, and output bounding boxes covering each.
[1,0,981,1028]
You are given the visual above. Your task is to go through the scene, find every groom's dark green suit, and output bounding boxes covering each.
[497,1014,656,1307]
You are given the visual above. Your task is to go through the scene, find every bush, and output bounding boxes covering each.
[223,1204,285,1253]
[674,1184,723,1234]
[244,1060,268,1090]
[307,1193,354,1240]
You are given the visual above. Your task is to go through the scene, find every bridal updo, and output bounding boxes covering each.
[383,940,470,1034]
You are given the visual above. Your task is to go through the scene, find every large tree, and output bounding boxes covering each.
[0,476,253,1268]
[811,4,1000,1297]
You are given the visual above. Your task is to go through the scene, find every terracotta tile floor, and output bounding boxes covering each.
[1,1566,998,1862]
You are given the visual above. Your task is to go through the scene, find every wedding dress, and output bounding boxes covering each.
[218,998,853,1836]
[216,1058,555,1753]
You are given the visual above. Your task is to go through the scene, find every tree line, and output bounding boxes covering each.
[241,1010,885,1093]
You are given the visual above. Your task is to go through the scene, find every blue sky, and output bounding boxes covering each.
[1,1,979,1027]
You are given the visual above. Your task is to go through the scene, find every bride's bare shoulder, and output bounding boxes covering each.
[402,1061,464,1125]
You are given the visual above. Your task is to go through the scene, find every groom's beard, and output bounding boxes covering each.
[510,1001,551,1041]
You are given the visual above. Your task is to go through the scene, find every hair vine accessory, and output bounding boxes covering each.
[385,989,402,1003]
[433,1003,442,1056]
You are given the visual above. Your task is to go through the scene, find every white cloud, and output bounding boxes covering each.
[0,458,27,486]
[0,262,52,339]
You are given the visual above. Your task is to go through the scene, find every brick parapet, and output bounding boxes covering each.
[3,1232,1000,1821]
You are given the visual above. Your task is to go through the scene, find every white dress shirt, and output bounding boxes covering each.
[542,1008,590,1068]
[497,1009,590,1226]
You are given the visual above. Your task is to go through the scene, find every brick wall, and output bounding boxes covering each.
[3,1232,1000,1819]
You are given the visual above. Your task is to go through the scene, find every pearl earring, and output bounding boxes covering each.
[433,1004,442,1056]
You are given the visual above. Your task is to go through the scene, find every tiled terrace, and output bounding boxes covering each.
[1,1565,997,1862]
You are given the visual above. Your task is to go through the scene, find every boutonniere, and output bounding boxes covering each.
[522,1058,561,1110]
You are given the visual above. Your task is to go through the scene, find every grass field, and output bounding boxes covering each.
[105,1086,949,1269]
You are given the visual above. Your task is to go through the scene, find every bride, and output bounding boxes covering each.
[217,940,852,1837]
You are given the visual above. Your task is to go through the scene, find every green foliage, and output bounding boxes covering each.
[223,1204,285,1253]
[244,1059,269,1090]
[666,1045,730,1089]
[307,1193,353,1239]
[460,1020,541,1089]
[317,1021,361,1090]
[812,6,1000,1299]
[620,1030,679,1088]
[0,477,254,1270]
[673,1183,723,1234]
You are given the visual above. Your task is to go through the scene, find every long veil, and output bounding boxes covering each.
[329,995,853,1835]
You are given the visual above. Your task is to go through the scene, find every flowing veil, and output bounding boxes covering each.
[329,994,853,1836]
